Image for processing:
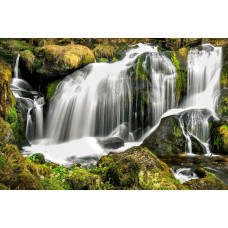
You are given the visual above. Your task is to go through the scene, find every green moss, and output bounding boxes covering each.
[34,44,95,76]
[93,44,115,60]
[46,79,61,100]
[96,57,109,63]
[28,153,45,164]
[112,57,119,62]
[171,52,187,103]
[20,50,35,73]
[132,55,150,82]
[173,126,181,137]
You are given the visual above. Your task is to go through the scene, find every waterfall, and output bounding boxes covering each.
[10,54,45,143]
[14,54,20,78]
[22,43,224,166]
[182,44,222,154]
[45,44,176,144]
[34,97,45,139]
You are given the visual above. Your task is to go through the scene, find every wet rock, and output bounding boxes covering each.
[211,117,228,155]
[142,115,205,157]
[184,168,228,190]
[141,116,186,157]
[98,137,124,149]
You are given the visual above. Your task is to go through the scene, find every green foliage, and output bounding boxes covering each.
[131,55,150,82]
[46,79,61,100]
[28,153,45,164]
[96,57,109,63]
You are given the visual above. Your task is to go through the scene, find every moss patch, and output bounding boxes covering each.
[45,79,62,100]
[34,44,95,77]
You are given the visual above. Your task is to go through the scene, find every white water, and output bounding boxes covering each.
[172,168,198,184]
[14,54,20,78]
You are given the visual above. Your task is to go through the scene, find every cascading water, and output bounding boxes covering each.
[45,44,176,144]
[10,54,45,143]
[180,44,222,154]
[14,53,20,78]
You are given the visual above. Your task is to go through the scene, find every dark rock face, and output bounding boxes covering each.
[98,137,124,149]
[182,38,202,47]
[141,116,204,157]
[165,38,182,51]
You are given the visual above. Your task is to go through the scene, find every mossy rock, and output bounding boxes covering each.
[141,116,204,157]
[184,168,228,190]
[20,50,35,73]
[34,44,95,77]
[0,117,14,145]
[29,153,46,164]
[96,146,184,190]
[0,144,52,190]
[169,51,188,104]
[211,118,228,155]
[0,59,14,119]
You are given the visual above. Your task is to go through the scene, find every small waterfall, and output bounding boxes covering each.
[45,44,176,144]
[180,44,222,154]
[14,54,20,78]
[34,97,45,139]
[10,54,45,143]
[26,108,35,142]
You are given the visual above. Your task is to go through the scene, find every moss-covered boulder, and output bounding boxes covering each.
[211,118,228,155]
[141,116,204,157]
[29,153,46,164]
[0,59,15,119]
[96,146,184,190]
[34,44,95,77]
[184,168,228,190]
[0,145,52,190]
[20,50,35,73]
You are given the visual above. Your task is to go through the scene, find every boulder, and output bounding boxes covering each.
[141,116,204,157]
[141,116,185,157]
[97,146,184,190]
[98,137,124,149]
[34,44,95,78]
[211,117,228,155]
[184,168,228,190]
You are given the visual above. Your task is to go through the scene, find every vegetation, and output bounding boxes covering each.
[45,79,62,100]
[170,51,188,104]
